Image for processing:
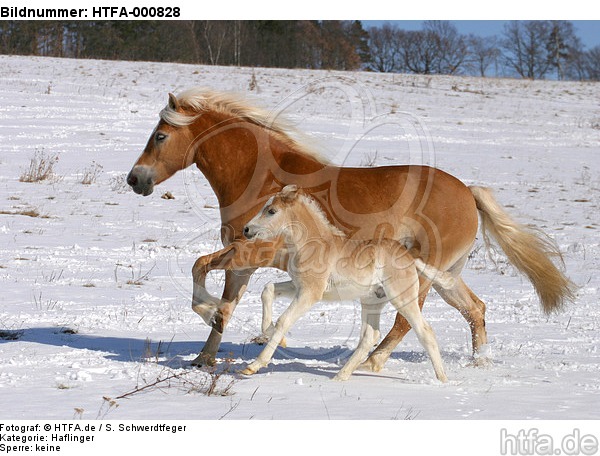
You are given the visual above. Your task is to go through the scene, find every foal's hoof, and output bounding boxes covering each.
[332,373,350,381]
[251,335,269,345]
[356,358,384,373]
[251,335,287,348]
[191,353,216,368]
[239,366,257,376]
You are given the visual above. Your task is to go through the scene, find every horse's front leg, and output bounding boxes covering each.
[191,244,238,326]
[241,288,318,375]
[192,269,255,366]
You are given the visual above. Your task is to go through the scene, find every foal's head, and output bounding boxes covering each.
[244,185,341,243]
[244,185,302,241]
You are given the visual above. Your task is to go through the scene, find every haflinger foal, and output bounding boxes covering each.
[241,185,454,382]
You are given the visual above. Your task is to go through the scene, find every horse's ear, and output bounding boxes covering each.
[168,93,180,111]
[280,184,299,202]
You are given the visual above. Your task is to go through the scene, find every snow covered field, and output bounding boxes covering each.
[0,55,599,421]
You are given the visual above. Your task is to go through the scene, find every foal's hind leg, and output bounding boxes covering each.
[387,278,447,382]
[358,281,431,372]
[361,254,489,370]
[334,299,385,381]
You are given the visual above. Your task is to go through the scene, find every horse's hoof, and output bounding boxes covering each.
[470,356,493,368]
[191,353,216,368]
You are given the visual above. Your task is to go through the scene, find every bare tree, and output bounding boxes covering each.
[232,20,242,66]
[467,35,500,77]
[202,21,230,66]
[400,30,439,74]
[502,20,552,79]
[584,46,600,80]
[185,21,203,63]
[424,20,468,74]
[547,21,583,80]
[367,23,401,72]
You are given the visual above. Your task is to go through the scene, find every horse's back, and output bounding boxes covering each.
[317,165,478,268]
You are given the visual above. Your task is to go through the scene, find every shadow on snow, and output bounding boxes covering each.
[0,327,460,378]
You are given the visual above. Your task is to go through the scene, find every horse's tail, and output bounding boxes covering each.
[469,186,576,314]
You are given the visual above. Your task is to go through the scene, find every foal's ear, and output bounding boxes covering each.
[168,93,180,111]
[280,184,299,202]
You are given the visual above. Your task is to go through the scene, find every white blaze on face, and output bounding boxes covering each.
[245,196,277,239]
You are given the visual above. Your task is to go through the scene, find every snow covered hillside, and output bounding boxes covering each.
[0,55,598,420]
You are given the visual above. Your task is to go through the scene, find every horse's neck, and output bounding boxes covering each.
[191,113,325,210]
[189,115,259,208]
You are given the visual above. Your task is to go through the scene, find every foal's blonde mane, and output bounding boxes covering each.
[295,193,345,238]
[160,87,328,163]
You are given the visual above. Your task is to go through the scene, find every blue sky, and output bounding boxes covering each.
[362,21,600,49]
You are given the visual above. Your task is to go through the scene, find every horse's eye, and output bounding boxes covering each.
[155,132,167,142]
[267,208,277,215]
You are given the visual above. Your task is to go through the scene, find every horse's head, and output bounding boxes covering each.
[127,93,196,196]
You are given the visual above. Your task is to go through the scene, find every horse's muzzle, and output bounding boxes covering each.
[127,166,155,196]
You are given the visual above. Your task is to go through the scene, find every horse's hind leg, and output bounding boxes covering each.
[433,250,488,359]
[433,276,488,363]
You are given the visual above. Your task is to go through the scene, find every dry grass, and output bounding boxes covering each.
[80,161,103,185]
[360,150,379,167]
[19,150,59,183]
[0,208,50,218]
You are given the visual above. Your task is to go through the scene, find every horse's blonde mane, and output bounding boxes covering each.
[160,87,328,163]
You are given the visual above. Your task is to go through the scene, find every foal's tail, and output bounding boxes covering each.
[469,186,576,314]
[415,259,456,290]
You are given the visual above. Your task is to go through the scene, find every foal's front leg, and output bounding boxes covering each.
[241,288,319,375]
[256,281,296,348]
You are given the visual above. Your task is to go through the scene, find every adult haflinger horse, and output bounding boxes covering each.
[127,87,575,369]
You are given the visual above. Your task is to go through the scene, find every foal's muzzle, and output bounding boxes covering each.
[243,225,255,239]
[127,166,155,196]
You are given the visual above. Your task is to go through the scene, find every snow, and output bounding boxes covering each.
[0,55,599,421]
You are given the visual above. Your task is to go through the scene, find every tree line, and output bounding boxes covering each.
[368,21,599,80]
[0,20,598,80]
